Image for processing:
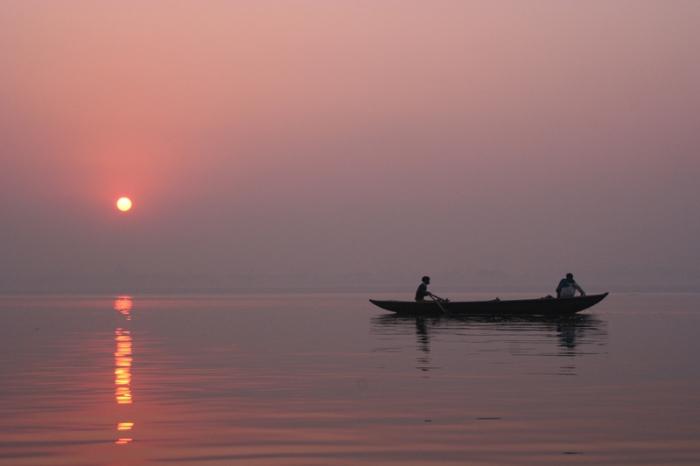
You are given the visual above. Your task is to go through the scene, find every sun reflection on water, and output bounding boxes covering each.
[113,296,133,320]
[114,437,133,445]
[114,296,135,446]
[117,421,134,431]
[115,328,133,405]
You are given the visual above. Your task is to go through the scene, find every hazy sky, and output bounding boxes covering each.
[2,1,699,293]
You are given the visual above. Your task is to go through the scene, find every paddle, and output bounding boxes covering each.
[430,295,448,314]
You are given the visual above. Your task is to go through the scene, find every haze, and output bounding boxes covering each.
[2,1,699,294]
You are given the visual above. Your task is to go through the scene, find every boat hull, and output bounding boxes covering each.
[369,293,608,316]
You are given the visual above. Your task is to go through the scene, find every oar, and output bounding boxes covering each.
[430,295,448,314]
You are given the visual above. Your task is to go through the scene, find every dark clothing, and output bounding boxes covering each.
[556,277,585,298]
[415,282,429,301]
[556,278,573,292]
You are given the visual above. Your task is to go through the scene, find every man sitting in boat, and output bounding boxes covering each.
[415,276,438,301]
[556,273,586,298]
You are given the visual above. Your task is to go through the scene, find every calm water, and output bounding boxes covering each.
[0,292,699,465]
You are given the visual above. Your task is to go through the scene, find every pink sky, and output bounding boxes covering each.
[1,1,699,293]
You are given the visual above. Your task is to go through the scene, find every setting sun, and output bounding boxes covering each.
[116,197,133,212]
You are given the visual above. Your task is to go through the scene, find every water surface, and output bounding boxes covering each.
[0,293,698,465]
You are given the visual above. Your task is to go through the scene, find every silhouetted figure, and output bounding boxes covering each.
[415,276,432,301]
[556,273,586,298]
[415,276,438,301]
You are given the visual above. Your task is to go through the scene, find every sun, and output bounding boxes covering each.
[116,197,133,212]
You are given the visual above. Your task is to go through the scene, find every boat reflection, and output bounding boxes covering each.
[113,296,135,446]
[372,313,606,371]
[414,317,432,372]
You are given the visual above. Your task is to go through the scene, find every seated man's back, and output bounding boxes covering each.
[558,281,576,298]
[556,273,585,298]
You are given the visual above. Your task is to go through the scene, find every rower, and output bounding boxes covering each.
[556,273,586,298]
[415,276,442,302]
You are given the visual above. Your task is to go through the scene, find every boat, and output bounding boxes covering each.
[369,292,608,316]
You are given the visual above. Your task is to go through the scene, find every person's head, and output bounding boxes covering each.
[566,273,574,280]
[421,276,430,284]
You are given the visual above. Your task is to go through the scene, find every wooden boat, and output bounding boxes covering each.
[369,292,608,316]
